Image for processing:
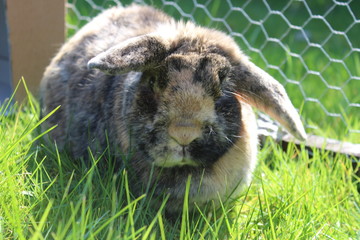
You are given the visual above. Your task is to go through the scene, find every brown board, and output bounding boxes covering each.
[6,0,65,101]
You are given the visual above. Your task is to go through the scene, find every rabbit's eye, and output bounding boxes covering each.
[148,76,156,89]
[218,67,229,83]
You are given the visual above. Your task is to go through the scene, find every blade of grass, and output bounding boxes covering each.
[29,200,53,240]
[261,179,277,239]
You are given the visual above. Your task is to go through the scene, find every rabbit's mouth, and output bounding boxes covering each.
[152,141,200,168]
[154,156,199,168]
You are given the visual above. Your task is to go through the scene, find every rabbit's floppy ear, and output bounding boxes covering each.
[88,35,167,74]
[232,60,307,141]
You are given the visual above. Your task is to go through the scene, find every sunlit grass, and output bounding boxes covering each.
[0,83,359,239]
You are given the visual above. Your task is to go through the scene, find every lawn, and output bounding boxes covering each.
[0,84,359,239]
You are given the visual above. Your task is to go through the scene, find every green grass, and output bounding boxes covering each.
[0,82,359,239]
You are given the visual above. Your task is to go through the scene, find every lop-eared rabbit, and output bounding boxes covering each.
[41,4,306,213]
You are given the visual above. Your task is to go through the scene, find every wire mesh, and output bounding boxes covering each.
[66,0,360,143]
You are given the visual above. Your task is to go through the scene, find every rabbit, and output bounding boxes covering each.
[40,4,306,214]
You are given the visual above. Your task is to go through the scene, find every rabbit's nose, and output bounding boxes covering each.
[168,121,202,146]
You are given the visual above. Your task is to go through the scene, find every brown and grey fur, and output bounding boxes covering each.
[40,4,306,213]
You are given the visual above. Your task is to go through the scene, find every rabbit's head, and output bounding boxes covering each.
[87,23,306,168]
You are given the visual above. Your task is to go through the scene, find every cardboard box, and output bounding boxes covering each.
[0,0,65,102]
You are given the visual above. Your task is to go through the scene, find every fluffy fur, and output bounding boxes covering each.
[40,4,306,213]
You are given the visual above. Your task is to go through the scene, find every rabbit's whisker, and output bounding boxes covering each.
[224,90,249,102]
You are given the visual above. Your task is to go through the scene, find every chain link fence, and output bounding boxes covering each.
[66,0,360,143]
